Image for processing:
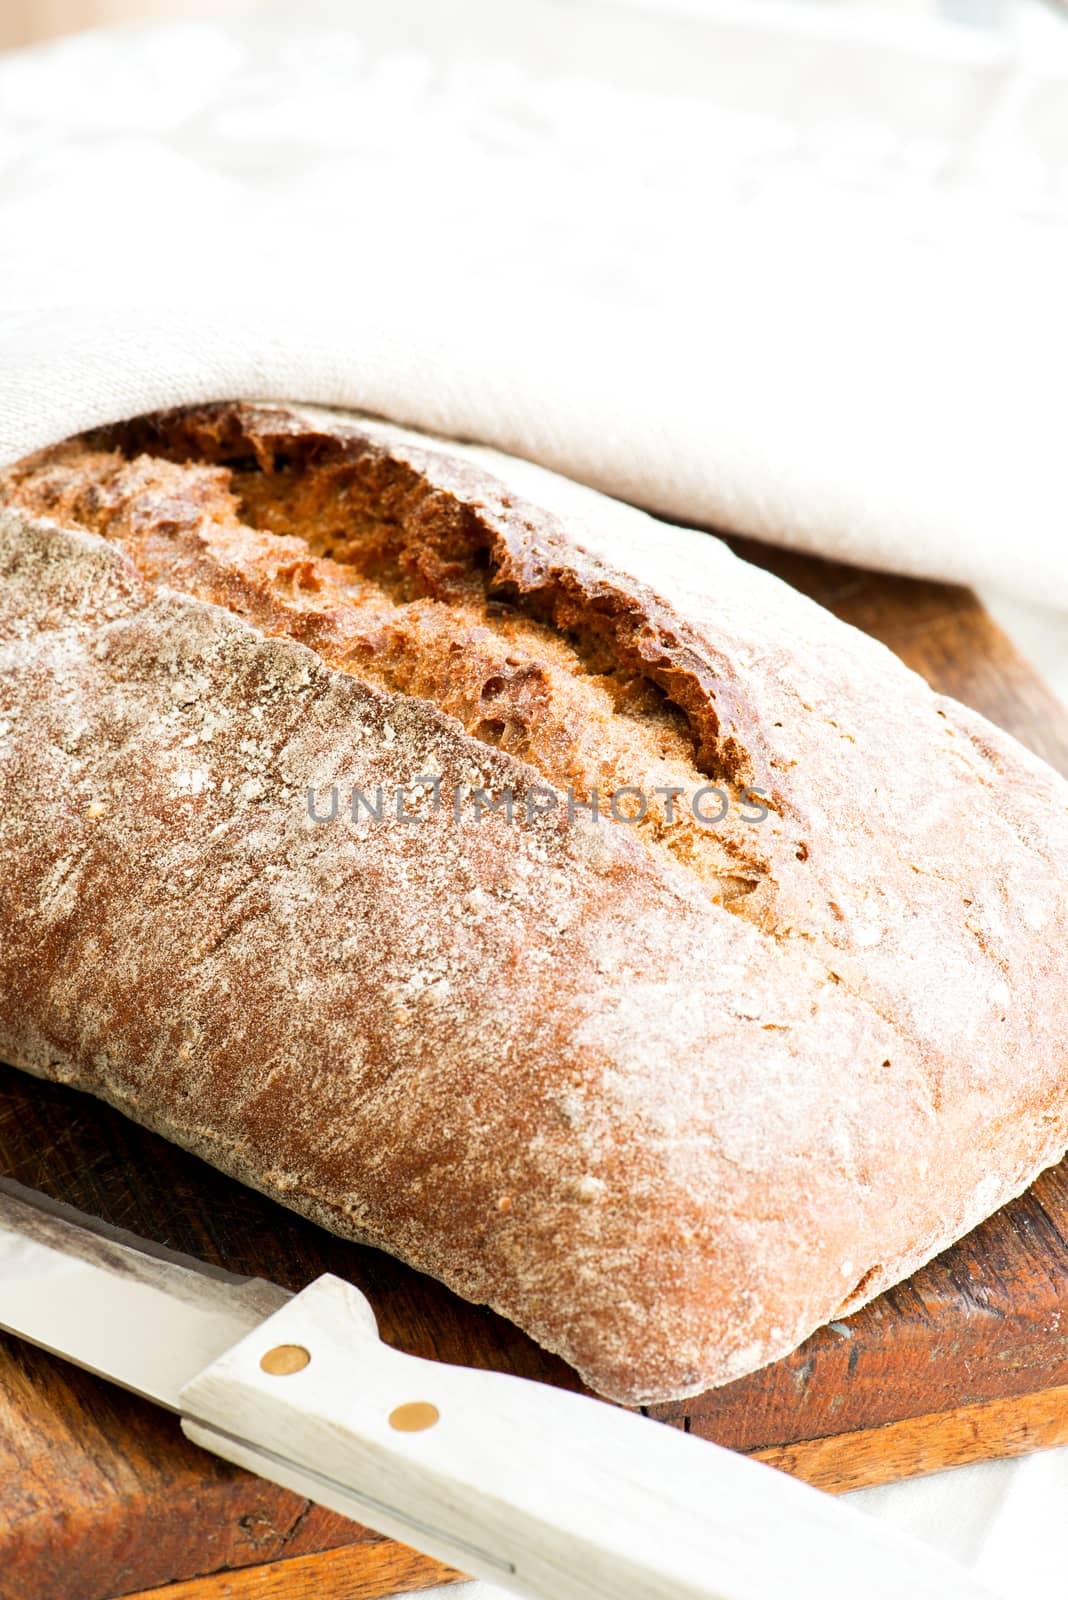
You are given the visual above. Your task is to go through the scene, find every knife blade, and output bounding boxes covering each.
[0,1177,994,1600]
[0,1175,290,1406]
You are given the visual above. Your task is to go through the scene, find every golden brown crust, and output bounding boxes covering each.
[2,401,1068,1404]
[3,424,761,903]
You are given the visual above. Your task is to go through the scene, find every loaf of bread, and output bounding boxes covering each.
[2,401,1067,1405]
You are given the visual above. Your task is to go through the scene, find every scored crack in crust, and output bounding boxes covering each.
[2,400,1068,1405]
[2,408,768,906]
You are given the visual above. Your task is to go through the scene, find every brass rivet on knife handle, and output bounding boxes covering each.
[260,1344,311,1376]
[389,1401,440,1432]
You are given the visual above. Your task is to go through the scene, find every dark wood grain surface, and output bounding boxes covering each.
[3,539,1068,1600]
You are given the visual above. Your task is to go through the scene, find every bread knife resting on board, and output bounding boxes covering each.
[0,1178,992,1600]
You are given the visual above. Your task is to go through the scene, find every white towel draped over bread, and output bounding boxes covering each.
[1,0,1067,603]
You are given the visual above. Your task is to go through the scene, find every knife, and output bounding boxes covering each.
[0,1176,992,1600]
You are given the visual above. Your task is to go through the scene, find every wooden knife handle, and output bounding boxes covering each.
[179,1274,994,1600]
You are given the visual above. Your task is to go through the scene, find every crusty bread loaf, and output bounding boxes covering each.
[2,401,1067,1405]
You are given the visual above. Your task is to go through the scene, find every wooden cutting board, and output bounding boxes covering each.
[4,537,1068,1600]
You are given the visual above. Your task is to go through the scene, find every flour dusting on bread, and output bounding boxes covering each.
[1,402,1067,1404]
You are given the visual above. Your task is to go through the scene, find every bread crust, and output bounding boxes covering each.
[2,401,1067,1405]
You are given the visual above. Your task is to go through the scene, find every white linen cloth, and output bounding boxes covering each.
[3,3,1068,1597]
[1,0,1068,604]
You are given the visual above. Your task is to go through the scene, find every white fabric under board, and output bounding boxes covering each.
[1,0,1068,604]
